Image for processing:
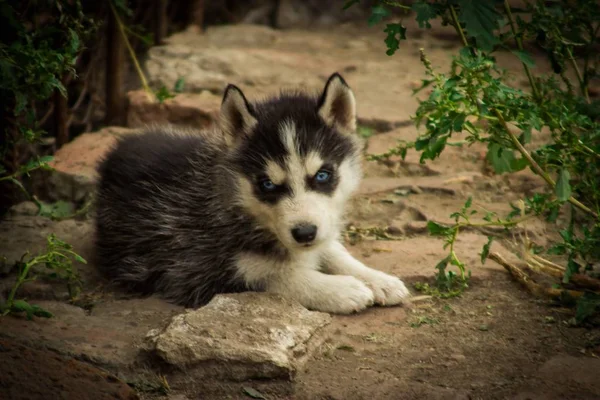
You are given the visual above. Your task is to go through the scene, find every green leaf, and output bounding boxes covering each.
[563,257,581,284]
[383,23,407,55]
[464,196,473,209]
[343,0,360,10]
[427,221,450,236]
[368,5,390,26]
[483,212,495,222]
[511,50,536,68]
[37,200,75,220]
[242,387,266,400]
[411,1,437,29]
[30,305,53,319]
[487,143,524,174]
[10,300,52,320]
[457,0,502,51]
[74,254,87,264]
[555,168,572,202]
[155,86,175,104]
[357,125,375,138]
[575,292,600,325]
[11,299,33,313]
[480,236,494,264]
[173,77,185,93]
[509,156,529,172]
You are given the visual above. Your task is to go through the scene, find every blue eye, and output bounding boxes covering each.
[315,170,331,183]
[260,179,277,192]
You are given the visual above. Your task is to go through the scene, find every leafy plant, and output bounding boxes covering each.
[1,234,86,320]
[1,0,96,212]
[348,0,600,320]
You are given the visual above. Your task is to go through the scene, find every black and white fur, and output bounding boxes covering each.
[95,73,410,314]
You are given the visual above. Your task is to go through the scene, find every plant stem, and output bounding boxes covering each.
[456,214,534,229]
[381,0,411,11]
[2,256,41,314]
[494,109,598,218]
[449,5,470,48]
[108,0,154,102]
[503,0,541,101]
[566,47,591,103]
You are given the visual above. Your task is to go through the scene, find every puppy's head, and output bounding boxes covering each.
[221,73,363,252]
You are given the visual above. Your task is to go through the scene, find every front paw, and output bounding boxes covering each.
[361,270,411,306]
[318,276,375,314]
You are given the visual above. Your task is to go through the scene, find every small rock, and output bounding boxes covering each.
[404,221,429,234]
[13,281,61,301]
[46,126,137,202]
[276,0,313,29]
[8,201,39,216]
[450,353,466,362]
[126,90,221,130]
[142,292,332,381]
[386,225,405,236]
[410,185,423,194]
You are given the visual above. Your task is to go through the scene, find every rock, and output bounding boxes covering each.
[0,337,139,400]
[0,216,95,284]
[275,0,312,29]
[404,221,429,234]
[46,126,137,202]
[358,177,404,195]
[145,46,325,98]
[127,90,221,130]
[142,292,332,381]
[8,201,39,216]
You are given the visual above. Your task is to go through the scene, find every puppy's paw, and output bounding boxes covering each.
[360,270,411,306]
[319,276,375,314]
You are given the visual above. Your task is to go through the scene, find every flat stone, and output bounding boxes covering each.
[404,221,429,234]
[358,177,405,195]
[127,90,221,130]
[142,292,332,381]
[46,126,137,201]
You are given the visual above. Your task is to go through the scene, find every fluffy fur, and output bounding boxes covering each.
[94,73,410,314]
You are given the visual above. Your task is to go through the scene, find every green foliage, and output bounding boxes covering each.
[1,0,96,213]
[383,23,407,55]
[1,234,86,320]
[348,0,600,318]
[455,0,503,51]
[1,0,96,133]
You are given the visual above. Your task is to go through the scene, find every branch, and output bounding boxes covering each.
[494,110,598,218]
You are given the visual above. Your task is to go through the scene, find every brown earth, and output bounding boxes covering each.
[1,18,600,400]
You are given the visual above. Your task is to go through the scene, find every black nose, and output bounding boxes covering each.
[291,224,318,244]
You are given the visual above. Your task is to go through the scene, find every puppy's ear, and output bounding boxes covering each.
[317,73,357,134]
[219,84,258,143]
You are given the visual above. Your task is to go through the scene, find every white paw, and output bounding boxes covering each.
[318,275,375,314]
[360,270,411,306]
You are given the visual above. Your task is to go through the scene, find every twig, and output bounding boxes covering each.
[503,0,541,100]
[449,5,470,49]
[488,252,584,299]
[108,0,154,102]
[527,255,600,291]
[566,46,591,104]
[38,104,55,126]
[494,110,598,218]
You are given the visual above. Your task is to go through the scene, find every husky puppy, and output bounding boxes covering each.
[95,73,410,314]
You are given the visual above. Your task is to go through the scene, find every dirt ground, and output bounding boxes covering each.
[1,17,600,400]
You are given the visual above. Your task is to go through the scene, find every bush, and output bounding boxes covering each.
[348,0,600,323]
